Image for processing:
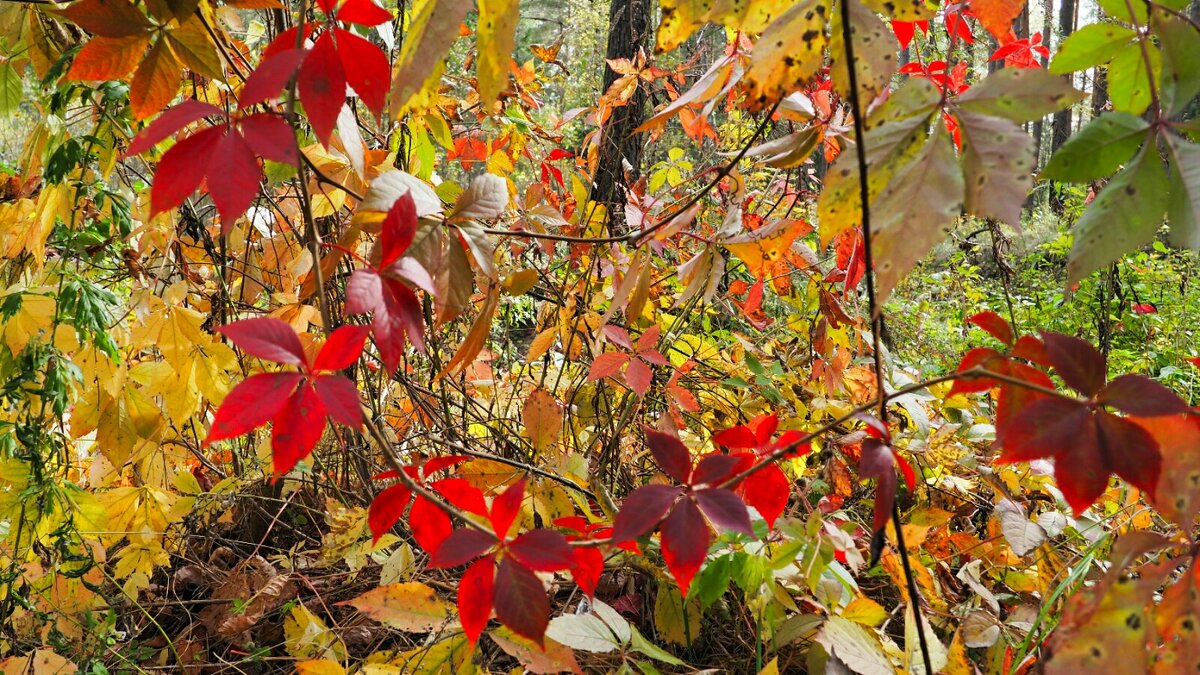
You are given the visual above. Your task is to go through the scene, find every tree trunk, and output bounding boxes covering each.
[591,0,650,234]
[1049,0,1077,213]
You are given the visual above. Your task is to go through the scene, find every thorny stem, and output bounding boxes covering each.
[837,0,932,668]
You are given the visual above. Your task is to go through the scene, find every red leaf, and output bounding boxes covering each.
[859,437,900,534]
[238,113,298,165]
[947,346,1003,396]
[345,269,426,373]
[126,100,222,157]
[644,427,692,484]
[430,528,497,568]
[507,529,574,571]
[489,478,526,539]
[270,383,328,476]
[1012,334,1049,365]
[149,126,222,217]
[693,488,754,536]
[261,25,311,63]
[660,498,709,595]
[588,352,630,380]
[690,454,740,486]
[379,192,417,268]
[368,483,412,542]
[458,557,496,645]
[735,462,790,528]
[568,547,604,598]
[205,372,302,445]
[636,325,661,352]
[998,397,1162,515]
[625,357,652,397]
[334,0,392,25]
[421,455,471,477]
[1131,303,1157,314]
[217,317,309,367]
[713,425,758,449]
[432,477,489,517]
[410,495,453,554]
[239,48,307,108]
[313,375,362,427]
[1187,357,1200,369]
[612,484,683,542]
[313,324,370,371]
[298,31,346,145]
[333,28,389,119]
[208,128,261,228]
[1097,374,1191,417]
[493,556,551,646]
[967,311,1014,345]
[1041,332,1107,396]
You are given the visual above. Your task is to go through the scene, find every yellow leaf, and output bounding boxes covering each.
[296,660,347,675]
[284,605,347,661]
[0,286,56,356]
[364,635,473,674]
[389,0,472,117]
[436,286,500,380]
[653,584,702,646]
[475,0,519,107]
[743,0,828,106]
[657,0,796,53]
[165,15,223,79]
[344,582,457,633]
[841,597,889,627]
[758,657,780,675]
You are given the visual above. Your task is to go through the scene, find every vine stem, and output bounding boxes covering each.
[836,0,933,669]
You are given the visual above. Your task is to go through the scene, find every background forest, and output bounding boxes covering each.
[0,0,1198,672]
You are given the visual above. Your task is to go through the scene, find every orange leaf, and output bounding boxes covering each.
[67,35,147,81]
[129,39,182,120]
[969,0,1023,43]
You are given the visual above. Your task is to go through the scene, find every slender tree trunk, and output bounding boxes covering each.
[591,0,649,233]
[1050,0,1077,213]
[1031,0,1053,167]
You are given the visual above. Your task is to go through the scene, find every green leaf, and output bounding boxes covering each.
[1107,41,1160,115]
[1040,112,1150,182]
[1164,133,1200,248]
[694,553,732,609]
[1098,0,1147,25]
[630,626,688,666]
[871,126,965,302]
[1067,145,1169,285]
[957,110,1035,227]
[955,68,1085,123]
[1048,23,1136,74]
[1154,11,1200,117]
[0,64,21,116]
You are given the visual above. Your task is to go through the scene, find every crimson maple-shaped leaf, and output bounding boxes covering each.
[345,193,428,374]
[203,319,367,476]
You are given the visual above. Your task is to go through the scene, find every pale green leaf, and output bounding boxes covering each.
[1067,145,1169,285]
[1154,11,1200,117]
[630,626,688,666]
[1040,112,1150,182]
[1107,41,1160,115]
[1098,0,1147,25]
[815,616,893,675]
[0,64,22,116]
[955,68,1085,123]
[1048,23,1136,74]
[1164,133,1200,248]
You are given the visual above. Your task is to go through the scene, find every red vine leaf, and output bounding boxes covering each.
[659,497,709,595]
[458,557,496,645]
[493,556,551,646]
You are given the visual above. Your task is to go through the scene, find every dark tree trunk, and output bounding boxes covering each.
[1049,0,1077,213]
[591,0,650,234]
[1091,67,1109,117]
[1031,0,1053,167]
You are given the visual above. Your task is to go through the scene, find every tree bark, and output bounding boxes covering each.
[1049,0,1077,212]
[591,0,650,233]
